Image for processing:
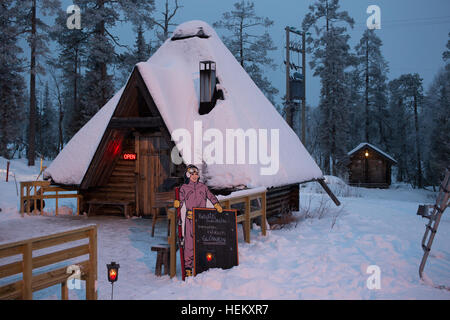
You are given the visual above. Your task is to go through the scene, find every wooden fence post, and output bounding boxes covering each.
[61,281,69,300]
[26,186,31,215]
[168,209,176,278]
[22,242,33,300]
[244,196,251,243]
[20,183,24,217]
[55,191,58,216]
[34,185,37,215]
[86,227,97,300]
[261,192,267,236]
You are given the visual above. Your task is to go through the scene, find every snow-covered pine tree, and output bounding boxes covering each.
[388,74,424,187]
[49,10,87,144]
[443,32,450,67]
[39,82,58,158]
[403,74,424,188]
[302,0,355,176]
[213,1,279,105]
[0,0,27,159]
[117,23,153,82]
[424,34,450,186]
[345,68,364,149]
[388,78,409,183]
[423,68,450,187]
[20,0,61,166]
[77,0,155,118]
[354,29,389,148]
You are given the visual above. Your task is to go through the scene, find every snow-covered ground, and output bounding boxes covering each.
[0,158,449,300]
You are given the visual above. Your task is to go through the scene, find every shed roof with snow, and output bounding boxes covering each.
[43,20,323,190]
[348,143,397,164]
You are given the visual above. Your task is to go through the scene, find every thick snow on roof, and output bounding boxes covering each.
[348,142,397,163]
[138,20,323,188]
[43,88,124,185]
[44,20,323,188]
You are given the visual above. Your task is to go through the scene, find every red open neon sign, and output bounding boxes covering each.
[123,153,137,160]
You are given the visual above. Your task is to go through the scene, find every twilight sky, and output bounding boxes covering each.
[58,0,450,107]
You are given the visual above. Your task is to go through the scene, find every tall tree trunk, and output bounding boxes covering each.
[98,0,107,110]
[164,0,169,39]
[74,48,78,119]
[365,37,370,142]
[413,94,423,188]
[239,18,244,67]
[28,0,37,166]
[100,22,107,109]
[396,98,404,182]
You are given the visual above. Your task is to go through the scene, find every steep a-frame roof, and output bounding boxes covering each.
[44,20,324,189]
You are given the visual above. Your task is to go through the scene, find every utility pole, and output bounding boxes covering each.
[285,27,307,144]
[301,31,306,145]
[285,27,292,128]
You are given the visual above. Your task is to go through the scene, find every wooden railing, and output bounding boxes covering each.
[218,188,267,244]
[20,181,83,216]
[0,226,97,300]
[167,188,267,278]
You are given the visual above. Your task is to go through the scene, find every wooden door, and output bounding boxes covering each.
[368,159,386,184]
[136,134,170,216]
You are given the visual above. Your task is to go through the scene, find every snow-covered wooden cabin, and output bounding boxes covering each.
[347,143,397,188]
[43,21,328,217]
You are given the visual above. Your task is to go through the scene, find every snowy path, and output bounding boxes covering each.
[1,189,449,299]
[1,160,449,299]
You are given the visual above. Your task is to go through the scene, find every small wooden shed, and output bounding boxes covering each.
[347,143,397,188]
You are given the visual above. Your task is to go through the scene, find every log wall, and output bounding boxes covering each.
[81,137,136,216]
[265,183,299,217]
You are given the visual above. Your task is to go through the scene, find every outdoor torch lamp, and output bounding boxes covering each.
[107,261,120,300]
[107,261,120,283]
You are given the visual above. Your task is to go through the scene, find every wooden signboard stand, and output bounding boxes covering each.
[192,208,239,276]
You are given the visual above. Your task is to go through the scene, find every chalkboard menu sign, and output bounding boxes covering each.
[193,208,239,276]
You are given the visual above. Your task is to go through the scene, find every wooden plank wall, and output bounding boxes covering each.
[266,184,299,217]
[82,137,136,216]
[349,149,388,185]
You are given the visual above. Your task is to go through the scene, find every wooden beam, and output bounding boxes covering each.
[317,179,341,206]
[135,70,175,151]
[109,117,163,128]
[167,208,176,278]
[22,242,32,300]
[86,226,97,300]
